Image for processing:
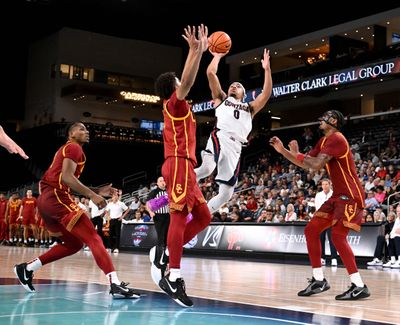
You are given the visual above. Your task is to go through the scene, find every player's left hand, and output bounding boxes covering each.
[97,183,118,197]
[269,136,284,153]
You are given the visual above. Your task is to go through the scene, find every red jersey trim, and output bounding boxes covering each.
[163,100,191,121]
[164,100,192,159]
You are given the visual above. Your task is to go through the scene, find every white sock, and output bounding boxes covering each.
[350,272,364,287]
[169,268,181,282]
[391,256,396,263]
[27,258,42,272]
[312,267,324,281]
[106,271,120,285]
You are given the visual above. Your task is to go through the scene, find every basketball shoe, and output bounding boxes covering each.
[149,245,169,287]
[159,275,193,307]
[335,283,370,300]
[109,282,141,298]
[14,263,35,293]
[298,277,330,296]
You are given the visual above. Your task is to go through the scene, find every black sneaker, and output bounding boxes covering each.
[335,283,370,300]
[298,277,330,296]
[149,245,169,287]
[109,282,141,298]
[14,263,35,293]
[159,276,193,307]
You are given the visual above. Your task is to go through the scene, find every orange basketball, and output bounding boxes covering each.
[208,31,232,54]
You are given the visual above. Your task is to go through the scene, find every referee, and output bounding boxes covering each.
[147,176,169,248]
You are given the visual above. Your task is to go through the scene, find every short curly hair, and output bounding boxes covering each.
[154,72,177,99]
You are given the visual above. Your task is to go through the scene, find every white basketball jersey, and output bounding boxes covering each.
[215,96,252,143]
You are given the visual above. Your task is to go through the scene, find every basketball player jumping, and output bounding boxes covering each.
[194,48,272,213]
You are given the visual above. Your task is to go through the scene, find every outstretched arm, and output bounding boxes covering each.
[269,137,332,170]
[250,49,272,116]
[207,51,228,104]
[0,125,29,159]
[176,24,209,100]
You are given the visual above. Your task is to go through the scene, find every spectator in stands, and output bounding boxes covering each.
[367,211,395,266]
[129,197,141,212]
[315,179,338,267]
[239,202,254,222]
[351,148,361,163]
[270,109,370,300]
[383,206,400,268]
[365,191,380,212]
[13,122,139,298]
[131,211,144,223]
[285,204,297,222]
[0,125,28,159]
[364,176,375,192]
[374,185,386,205]
[194,47,272,215]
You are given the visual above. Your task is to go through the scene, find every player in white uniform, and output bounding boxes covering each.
[195,49,272,213]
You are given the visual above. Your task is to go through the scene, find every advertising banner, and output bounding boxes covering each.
[120,223,381,257]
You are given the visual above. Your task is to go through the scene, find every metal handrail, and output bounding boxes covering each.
[386,191,400,215]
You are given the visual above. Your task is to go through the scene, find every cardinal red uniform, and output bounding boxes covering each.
[38,141,85,233]
[308,132,365,231]
[161,91,211,269]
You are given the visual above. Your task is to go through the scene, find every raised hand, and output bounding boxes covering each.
[261,49,270,71]
[182,24,208,53]
[288,140,300,154]
[97,183,118,197]
[269,136,285,154]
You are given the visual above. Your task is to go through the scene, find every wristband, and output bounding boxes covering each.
[296,153,305,163]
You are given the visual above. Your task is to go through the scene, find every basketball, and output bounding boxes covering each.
[208,31,231,54]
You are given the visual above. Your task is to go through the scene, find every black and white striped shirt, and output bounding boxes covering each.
[147,187,169,215]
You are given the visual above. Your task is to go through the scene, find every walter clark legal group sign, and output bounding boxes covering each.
[272,59,398,97]
[191,58,400,113]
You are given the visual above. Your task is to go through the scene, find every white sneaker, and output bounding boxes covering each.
[113,249,119,254]
[367,258,383,266]
[391,261,400,269]
[331,258,337,266]
[383,261,394,267]
[321,258,326,266]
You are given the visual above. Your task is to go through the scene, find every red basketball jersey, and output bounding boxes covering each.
[162,91,197,165]
[41,141,86,193]
[308,132,365,207]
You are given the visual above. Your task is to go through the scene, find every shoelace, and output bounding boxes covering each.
[177,278,186,291]
[120,281,130,287]
[343,284,356,294]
